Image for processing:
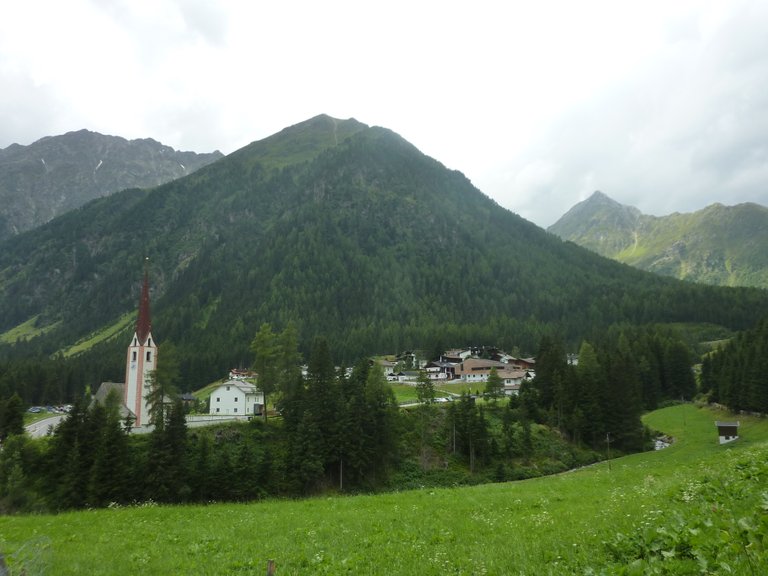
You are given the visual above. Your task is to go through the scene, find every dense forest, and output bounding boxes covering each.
[701,318,768,413]
[2,116,768,398]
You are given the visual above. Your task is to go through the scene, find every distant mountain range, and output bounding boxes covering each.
[0,130,223,240]
[548,191,768,288]
[2,117,767,389]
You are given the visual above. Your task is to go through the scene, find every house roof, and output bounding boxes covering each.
[92,382,132,419]
[715,421,740,427]
[427,361,455,368]
[461,358,506,370]
[498,369,528,379]
[213,379,261,395]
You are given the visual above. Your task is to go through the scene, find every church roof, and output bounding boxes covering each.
[136,269,152,343]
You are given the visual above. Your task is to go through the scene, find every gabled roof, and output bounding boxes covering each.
[213,379,261,395]
[92,382,132,419]
[461,358,506,370]
[498,369,528,379]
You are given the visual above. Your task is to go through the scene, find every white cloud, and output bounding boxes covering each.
[1,0,767,227]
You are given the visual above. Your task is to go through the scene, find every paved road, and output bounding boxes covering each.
[25,415,65,438]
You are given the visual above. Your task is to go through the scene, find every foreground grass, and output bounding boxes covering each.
[2,404,767,575]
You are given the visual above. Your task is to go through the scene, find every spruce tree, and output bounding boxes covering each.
[484,367,503,403]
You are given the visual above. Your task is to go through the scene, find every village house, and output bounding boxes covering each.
[441,348,473,364]
[715,421,740,444]
[457,358,507,383]
[229,368,257,380]
[424,360,455,380]
[209,379,264,417]
[497,368,532,396]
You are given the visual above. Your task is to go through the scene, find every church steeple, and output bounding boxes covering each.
[124,258,157,427]
[136,266,152,344]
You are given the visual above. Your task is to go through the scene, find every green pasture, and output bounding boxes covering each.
[2,404,767,575]
[0,316,60,345]
[388,380,469,404]
[388,382,420,404]
[59,313,133,357]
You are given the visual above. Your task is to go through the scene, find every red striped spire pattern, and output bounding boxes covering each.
[136,265,151,344]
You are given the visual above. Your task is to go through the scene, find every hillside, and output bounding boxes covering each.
[0,130,223,240]
[549,191,768,288]
[2,405,767,574]
[2,116,768,390]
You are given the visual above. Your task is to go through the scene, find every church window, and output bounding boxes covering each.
[132,351,137,362]
[146,351,152,362]
[148,338,152,346]
[216,408,220,413]
[216,397,220,402]
[234,408,238,413]
[234,396,238,402]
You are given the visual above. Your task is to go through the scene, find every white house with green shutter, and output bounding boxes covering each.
[209,379,264,417]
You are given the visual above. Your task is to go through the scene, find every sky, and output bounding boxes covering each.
[2,0,767,228]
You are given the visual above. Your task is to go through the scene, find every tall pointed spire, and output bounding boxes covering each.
[136,257,151,344]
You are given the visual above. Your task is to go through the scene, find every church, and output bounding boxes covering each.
[93,267,157,428]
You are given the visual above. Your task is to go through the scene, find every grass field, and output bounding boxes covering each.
[389,380,474,404]
[0,316,60,345]
[2,404,767,575]
[59,313,133,357]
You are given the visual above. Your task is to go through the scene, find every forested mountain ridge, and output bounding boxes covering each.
[2,115,768,392]
[548,191,768,288]
[0,129,223,241]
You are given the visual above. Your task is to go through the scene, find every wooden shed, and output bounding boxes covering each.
[715,421,740,444]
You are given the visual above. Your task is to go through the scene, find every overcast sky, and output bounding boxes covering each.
[2,1,767,228]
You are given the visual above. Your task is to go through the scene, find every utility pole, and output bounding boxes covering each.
[606,432,612,472]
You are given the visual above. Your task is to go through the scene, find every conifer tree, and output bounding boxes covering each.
[416,369,435,404]
[250,323,279,420]
[484,367,503,402]
[87,390,130,506]
[0,393,25,441]
[146,341,182,429]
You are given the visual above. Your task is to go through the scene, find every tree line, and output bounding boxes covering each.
[0,323,711,514]
[701,318,768,413]
[527,324,697,452]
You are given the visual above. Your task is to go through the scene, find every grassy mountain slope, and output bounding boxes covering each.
[2,117,768,388]
[549,191,768,287]
[0,129,223,240]
[3,405,767,574]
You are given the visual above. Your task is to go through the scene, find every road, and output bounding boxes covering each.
[25,415,66,438]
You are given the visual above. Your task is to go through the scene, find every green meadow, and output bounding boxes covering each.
[2,404,767,575]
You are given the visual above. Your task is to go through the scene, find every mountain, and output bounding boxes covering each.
[548,191,768,288]
[2,116,768,389]
[0,130,223,240]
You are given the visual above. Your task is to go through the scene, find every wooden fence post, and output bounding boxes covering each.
[266,559,276,575]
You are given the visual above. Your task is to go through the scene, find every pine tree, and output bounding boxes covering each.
[87,393,130,507]
[574,341,604,447]
[484,367,503,403]
[250,323,279,421]
[0,393,25,441]
[145,341,182,429]
[416,370,435,404]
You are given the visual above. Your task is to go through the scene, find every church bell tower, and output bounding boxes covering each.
[124,263,157,427]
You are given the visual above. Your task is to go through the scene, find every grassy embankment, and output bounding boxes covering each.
[2,404,767,575]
